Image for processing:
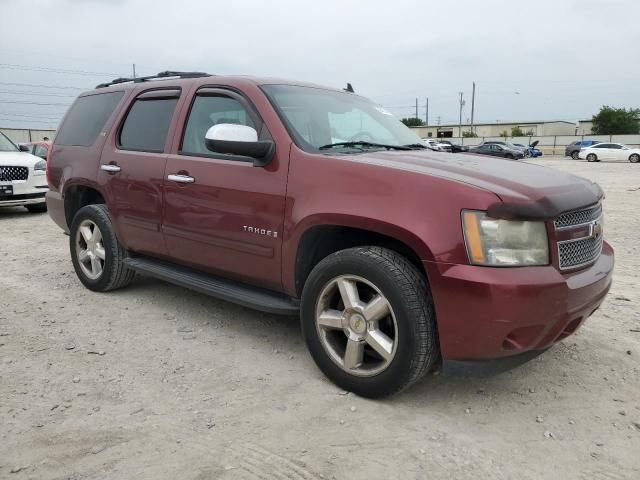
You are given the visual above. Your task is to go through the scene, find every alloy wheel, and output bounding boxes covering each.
[315,275,398,377]
[75,219,106,280]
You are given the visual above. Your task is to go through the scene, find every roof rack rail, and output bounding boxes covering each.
[95,70,211,89]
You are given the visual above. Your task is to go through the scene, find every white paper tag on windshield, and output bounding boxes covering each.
[375,106,393,116]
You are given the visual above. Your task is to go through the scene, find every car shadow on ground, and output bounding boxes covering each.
[109,274,574,405]
[0,206,47,220]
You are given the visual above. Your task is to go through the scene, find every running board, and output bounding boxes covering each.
[123,256,299,316]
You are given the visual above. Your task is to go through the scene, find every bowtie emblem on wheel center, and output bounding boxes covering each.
[348,313,367,335]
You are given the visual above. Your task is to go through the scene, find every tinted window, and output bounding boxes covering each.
[56,92,124,146]
[610,144,623,149]
[119,97,178,152]
[181,94,256,155]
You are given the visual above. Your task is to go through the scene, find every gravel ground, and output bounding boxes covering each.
[1,157,639,480]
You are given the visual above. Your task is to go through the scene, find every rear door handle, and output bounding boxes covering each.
[167,174,195,184]
[100,164,121,173]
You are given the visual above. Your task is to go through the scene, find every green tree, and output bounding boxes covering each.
[591,106,640,135]
[401,117,425,127]
[510,126,524,137]
[462,130,478,138]
[511,126,534,137]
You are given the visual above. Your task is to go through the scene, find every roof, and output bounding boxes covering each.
[87,70,349,96]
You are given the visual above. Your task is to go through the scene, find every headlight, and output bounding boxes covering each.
[34,160,46,171]
[462,210,549,266]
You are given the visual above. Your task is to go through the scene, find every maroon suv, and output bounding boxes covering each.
[46,71,613,398]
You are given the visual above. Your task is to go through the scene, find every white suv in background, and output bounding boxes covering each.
[0,131,48,212]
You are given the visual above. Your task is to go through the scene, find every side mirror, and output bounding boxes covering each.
[205,124,275,167]
[19,144,30,152]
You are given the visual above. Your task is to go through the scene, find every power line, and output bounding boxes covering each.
[0,117,58,126]
[0,63,119,77]
[0,100,71,106]
[0,81,88,90]
[0,89,76,97]
[1,112,63,119]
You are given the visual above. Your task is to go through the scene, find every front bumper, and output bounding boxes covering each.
[0,172,48,207]
[425,241,614,370]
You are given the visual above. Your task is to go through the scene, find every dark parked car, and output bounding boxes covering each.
[513,141,543,158]
[566,140,600,159]
[46,70,613,398]
[438,140,468,153]
[482,140,528,154]
[469,143,525,159]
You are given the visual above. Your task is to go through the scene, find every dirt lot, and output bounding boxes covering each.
[1,157,639,480]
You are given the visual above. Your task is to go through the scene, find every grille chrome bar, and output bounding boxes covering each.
[554,203,602,229]
[554,203,603,270]
[557,233,603,270]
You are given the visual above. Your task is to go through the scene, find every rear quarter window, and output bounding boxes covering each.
[55,91,124,146]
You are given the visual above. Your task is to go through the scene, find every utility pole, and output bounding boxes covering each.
[470,82,476,135]
[415,98,419,120]
[458,92,465,137]
[132,64,136,79]
[425,98,429,126]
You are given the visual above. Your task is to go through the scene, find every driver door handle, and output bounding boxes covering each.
[167,174,195,184]
[100,164,121,173]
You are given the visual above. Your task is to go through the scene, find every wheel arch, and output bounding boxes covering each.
[63,182,106,228]
[291,217,434,297]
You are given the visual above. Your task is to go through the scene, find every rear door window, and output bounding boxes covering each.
[119,90,180,152]
[55,91,124,146]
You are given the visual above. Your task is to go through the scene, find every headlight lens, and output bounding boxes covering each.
[462,210,549,266]
[34,160,46,171]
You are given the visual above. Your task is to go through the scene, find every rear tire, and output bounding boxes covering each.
[571,151,579,160]
[630,154,640,163]
[301,247,439,398]
[587,153,597,162]
[25,203,47,213]
[69,204,135,292]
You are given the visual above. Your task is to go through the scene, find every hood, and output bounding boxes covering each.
[0,151,41,168]
[343,150,602,220]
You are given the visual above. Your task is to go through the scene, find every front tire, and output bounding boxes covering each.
[301,247,439,398]
[630,154,640,163]
[69,204,135,292]
[571,151,579,160]
[587,153,598,162]
[25,203,47,213]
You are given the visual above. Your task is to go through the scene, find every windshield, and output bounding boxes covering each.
[262,84,422,152]
[0,132,19,152]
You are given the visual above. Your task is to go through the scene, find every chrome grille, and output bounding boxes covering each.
[0,166,29,181]
[554,204,602,229]
[558,235,603,270]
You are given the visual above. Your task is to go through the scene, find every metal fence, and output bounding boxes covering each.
[1,128,56,144]
[429,134,640,156]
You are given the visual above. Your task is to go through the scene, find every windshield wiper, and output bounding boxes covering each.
[319,141,412,151]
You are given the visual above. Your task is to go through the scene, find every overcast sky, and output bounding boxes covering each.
[1,0,639,129]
